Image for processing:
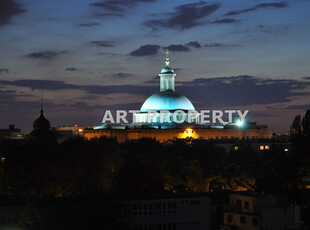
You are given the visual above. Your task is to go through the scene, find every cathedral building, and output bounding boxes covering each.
[83,51,272,142]
[29,109,56,143]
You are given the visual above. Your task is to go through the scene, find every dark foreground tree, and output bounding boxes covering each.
[19,196,119,230]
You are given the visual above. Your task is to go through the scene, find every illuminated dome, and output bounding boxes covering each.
[140,90,195,112]
[133,50,198,124]
[140,50,195,113]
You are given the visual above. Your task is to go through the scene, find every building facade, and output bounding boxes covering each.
[117,193,211,230]
[222,193,301,230]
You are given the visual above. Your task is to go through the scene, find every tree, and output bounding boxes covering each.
[302,109,310,143]
[290,115,302,142]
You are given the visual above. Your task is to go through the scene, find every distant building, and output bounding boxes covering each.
[29,109,56,143]
[116,193,211,230]
[212,134,291,153]
[222,193,301,230]
[0,124,25,140]
[53,125,84,143]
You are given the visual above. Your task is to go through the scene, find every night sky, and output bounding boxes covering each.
[1,0,310,133]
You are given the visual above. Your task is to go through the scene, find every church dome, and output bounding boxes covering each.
[140,90,195,112]
[33,110,51,131]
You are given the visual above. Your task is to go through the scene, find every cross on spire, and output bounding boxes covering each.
[165,49,170,66]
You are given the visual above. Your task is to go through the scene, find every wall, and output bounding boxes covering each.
[84,127,273,143]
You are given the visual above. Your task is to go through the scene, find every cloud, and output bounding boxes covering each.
[0,68,9,74]
[145,1,220,29]
[211,18,238,24]
[65,68,78,71]
[204,43,238,47]
[129,45,160,56]
[225,2,288,16]
[0,0,25,26]
[0,79,154,95]
[128,41,237,57]
[177,76,310,107]
[112,73,132,78]
[257,24,288,35]
[0,79,74,91]
[164,44,189,52]
[0,88,16,103]
[283,104,310,110]
[90,41,115,47]
[185,41,201,48]
[1,76,309,108]
[91,0,155,16]
[25,51,67,60]
[77,22,100,27]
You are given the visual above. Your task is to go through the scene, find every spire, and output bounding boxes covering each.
[160,49,176,92]
[40,89,43,115]
[165,49,170,67]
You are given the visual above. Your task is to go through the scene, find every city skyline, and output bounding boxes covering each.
[1,0,310,132]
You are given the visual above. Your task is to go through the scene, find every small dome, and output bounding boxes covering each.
[140,90,195,112]
[33,110,51,131]
[161,66,174,74]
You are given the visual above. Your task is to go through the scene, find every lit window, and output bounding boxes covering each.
[265,145,269,150]
[260,146,264,150]
[234,146,239,151]
[284,148,288,152]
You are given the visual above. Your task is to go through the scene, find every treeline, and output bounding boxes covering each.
[0,111,309,198]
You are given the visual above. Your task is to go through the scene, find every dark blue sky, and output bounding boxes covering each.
[0,0,310,132]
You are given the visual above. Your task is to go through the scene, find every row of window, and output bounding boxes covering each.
[132,202,176,216]
[235,199,249,210]
[133,222,199,230]
[157,202,176,215]
[181,200,200,205]
[134,224,153,230]
[181,221,200,227]
[159,223,176,230]
[260,145,270,150]
[132,200,201,216]
[227,214,259,226]
[132,203,153,216]
[208,136,261,140]
[234,145,270,151]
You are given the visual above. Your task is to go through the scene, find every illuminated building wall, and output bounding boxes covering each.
[84,126,272,143]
